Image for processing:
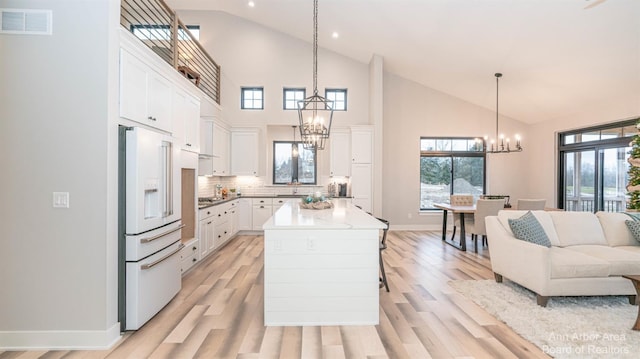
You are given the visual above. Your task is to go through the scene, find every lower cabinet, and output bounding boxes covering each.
[198,208,216,259]
[197,199,240,265]
[238,198,252,231]
[252,198,273,230]
[180,238,200,275]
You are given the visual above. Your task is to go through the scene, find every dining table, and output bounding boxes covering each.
[432,202,476,251]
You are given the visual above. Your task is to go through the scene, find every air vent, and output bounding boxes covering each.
[0,9,52,35]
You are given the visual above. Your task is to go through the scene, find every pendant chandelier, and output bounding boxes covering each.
[485,73,523,153]
[297,0,334,150]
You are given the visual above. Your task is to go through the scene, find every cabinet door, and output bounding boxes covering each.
[252,205,272,230]
[119,49,148,125]
[231,130,259,176]
[351,163,372,213]
[351,128,373,164]
[330,130,351,176]
[238,198,252,231]
[146,71,173,132]
[198,219,214,258]
[183,95,201,152]
[212,124,230,175]
[200,120,214,157]
[173,89,201,152]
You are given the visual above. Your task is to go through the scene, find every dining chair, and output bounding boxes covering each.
[517,199,546,210]
[466,199,505,251]
[449,194,475,241]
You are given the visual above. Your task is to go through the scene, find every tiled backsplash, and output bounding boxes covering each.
[197,176,332,198]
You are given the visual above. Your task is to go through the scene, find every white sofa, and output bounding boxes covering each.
[486,210,640,306]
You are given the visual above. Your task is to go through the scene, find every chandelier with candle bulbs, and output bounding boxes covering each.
[485,73,522,153]
[297,0,334,150]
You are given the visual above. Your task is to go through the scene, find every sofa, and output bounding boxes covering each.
[486,210,640,306]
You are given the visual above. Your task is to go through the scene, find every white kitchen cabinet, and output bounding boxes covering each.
[252,198,273,230]
[231,129,260,176]
[119,48,173,132]
[211,123,230,175]
[198,207,217,258]
[172,88,201,153]
[180,238,200,275]
[199,121,230,176]
[351,163,373,213]
[228,199,239,237]
[330,129,351,177]
[238,198,253,231]
[351,127,373,164]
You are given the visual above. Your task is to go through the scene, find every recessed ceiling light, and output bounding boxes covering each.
[248,1,255,7]
[332,32,339,39]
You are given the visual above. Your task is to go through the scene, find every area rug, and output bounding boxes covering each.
[449,279,640,358]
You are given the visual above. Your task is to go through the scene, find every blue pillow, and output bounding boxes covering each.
[625,220,640,243]
[508,211,552,247]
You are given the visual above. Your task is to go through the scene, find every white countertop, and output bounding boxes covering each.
[263,198,386,230]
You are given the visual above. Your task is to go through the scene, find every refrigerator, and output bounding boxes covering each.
[119,126,183,331]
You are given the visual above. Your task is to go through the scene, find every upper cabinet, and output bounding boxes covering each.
[231,129,260,176]
[119,48,173,133]
[329,129,351,177]
[172,88,201,153]
[351,126,373,164]
[199,121,230,176]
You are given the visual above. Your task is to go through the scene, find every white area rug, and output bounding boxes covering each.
[449,279,640,358]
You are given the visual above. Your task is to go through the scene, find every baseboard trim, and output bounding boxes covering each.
[0,322,122,350]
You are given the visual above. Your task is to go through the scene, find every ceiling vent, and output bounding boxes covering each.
[0,8,52,35]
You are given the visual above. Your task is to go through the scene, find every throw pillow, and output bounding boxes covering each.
[625,219,640,243]
[508,211,552,247]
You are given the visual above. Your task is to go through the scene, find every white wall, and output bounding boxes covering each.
[0,0,120,349]
[176,10,370,128]
[526,93,640,208]
[382,73,529,228]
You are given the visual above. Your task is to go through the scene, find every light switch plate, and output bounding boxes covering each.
[53,192,69,208]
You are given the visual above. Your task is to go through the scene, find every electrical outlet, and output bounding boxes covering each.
[408,212,413,219]
[307,237,316,250]
[274,239,282,251]
[53,192,69,208]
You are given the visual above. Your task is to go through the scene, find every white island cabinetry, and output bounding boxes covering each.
[263,199,385,326]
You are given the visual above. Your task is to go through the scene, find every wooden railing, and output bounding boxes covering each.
[120,0,220,104]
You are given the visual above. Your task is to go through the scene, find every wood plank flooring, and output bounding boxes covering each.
[0,231,550,359]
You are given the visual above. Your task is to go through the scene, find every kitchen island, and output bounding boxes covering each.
[262,198,386,326]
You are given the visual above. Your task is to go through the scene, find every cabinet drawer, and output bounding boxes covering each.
[180,252,199,274]
[252,198,273,206]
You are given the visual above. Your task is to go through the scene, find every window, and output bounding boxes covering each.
[131,25,200,41]
[283,88,306,110]
[558,120,636,212]
[273,141,317,185]
[420,137,485,210]
[325,88,347,111]
[241,87,264,110]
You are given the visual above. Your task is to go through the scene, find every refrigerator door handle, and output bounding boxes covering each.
[141,243,185,270]
[161,140,173,217]
[140,224,185,244]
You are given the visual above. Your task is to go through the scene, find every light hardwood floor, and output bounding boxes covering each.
[1,232,550,359]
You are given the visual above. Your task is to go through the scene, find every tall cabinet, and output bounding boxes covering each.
[349,126,374,213]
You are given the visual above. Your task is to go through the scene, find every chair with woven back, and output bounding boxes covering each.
[449,194,475,241]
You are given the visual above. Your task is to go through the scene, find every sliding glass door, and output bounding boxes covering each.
[559,121,635,212]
